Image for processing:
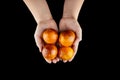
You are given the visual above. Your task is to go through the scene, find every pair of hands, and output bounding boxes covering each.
[34,18,82,63]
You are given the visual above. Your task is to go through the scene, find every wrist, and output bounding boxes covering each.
[37,16,53,24]
[61,15,77,21]
[62,13,77,20]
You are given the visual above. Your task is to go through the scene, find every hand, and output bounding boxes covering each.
[59,17,82,62]
[34,19,59,64]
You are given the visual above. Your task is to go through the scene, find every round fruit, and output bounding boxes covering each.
[59,30,75,47]
[59,47,74,60]
[42,29,58,44]
[42,44,58,60]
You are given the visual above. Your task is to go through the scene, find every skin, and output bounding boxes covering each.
[23,0,84,63]
[60,0,84,63]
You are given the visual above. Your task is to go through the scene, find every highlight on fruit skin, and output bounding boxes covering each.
[58,47,74,60]
[59,30,76,47]
[42,29,58,44]
[42,44,58,60]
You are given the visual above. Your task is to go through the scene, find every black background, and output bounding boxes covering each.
[1,0,118,78]
[1,0,99,67]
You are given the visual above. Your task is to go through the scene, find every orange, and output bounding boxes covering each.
[58,47,74,60]
[42,44,58,60]
[42,29,58,44]
[59,30,75,47]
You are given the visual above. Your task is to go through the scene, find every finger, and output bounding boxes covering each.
[53,59,57,64]
[55,57,59,62]
[56,57,60,62]
[52,57,60,63]
[48,19,58,32]
[63,60,67,63]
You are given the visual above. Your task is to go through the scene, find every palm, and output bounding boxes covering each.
[59,18,82,62]
[34,19,59,63]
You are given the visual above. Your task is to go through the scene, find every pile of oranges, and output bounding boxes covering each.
[42,29,76,62]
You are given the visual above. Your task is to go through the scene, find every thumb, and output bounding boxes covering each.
[34,35,43,52]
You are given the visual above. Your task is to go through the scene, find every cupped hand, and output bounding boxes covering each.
[34,19,59,64]
[59,17,82,62]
